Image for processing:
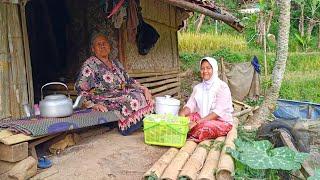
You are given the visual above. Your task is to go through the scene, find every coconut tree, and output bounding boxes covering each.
[250,0,291,125]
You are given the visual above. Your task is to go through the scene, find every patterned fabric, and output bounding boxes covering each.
[75,56,153,134]
[0,109,119,137]
[187,112,232,142]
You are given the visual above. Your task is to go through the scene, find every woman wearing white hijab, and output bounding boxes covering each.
[179,57,233,142]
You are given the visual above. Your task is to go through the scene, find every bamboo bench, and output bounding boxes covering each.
[46,71,181,100]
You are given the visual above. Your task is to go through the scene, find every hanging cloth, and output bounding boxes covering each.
[107,0,126,18]
[127,0,139,43]
[135,1,159,55]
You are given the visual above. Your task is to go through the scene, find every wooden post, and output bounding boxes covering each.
[20,1,34,105]
[7,4,29,117]
[0,3,11,120]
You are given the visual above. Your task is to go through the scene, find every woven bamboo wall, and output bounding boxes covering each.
[124,0,179,74]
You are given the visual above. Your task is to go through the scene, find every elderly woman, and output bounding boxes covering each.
[179,57,233,142]
[75,33,153,135]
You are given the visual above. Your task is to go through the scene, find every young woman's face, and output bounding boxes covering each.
[92,35,111,59]
[200,60,213,81]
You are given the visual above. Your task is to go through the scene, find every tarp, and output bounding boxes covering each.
[273,99,320,120]
[220,60,260,101]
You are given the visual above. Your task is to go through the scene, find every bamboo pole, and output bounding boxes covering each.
[198,137,226,180]
[161,140,197,180]
[216,118,239,180]
[0,3,11,120]
[178,140,211,180]
[143,148,179,180]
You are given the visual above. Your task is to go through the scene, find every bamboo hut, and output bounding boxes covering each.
[0,0,243,120]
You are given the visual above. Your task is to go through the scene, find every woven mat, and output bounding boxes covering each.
[0,109,119,137]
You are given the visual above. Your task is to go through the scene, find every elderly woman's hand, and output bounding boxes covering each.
[92,104,107,112]
[142,86,153,104]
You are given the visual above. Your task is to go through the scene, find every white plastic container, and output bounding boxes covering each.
[155,95,180,115]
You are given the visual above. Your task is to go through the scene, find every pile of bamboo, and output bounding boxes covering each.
[143,118,239,180]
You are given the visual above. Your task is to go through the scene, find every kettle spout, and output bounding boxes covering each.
[73,95,84,109]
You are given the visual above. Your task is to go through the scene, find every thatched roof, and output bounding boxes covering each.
[162,0,244,32]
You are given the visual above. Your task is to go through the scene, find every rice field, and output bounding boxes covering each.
[178,32,248,54]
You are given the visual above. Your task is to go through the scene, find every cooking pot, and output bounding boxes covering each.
[155,95,180,115]
[39,82,83,118]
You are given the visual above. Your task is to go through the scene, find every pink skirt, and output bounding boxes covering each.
[187,112,232,142]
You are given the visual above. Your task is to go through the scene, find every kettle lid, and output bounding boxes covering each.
[44,94,68,100]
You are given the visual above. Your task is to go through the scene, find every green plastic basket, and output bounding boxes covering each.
[143,114,189,148]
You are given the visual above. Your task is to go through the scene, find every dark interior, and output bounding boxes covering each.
[25,0,118,103]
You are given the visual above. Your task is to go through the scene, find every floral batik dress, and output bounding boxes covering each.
[75,56,154,135]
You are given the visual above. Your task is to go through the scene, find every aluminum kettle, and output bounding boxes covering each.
[39,82,83,118]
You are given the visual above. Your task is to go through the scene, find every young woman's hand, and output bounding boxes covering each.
[92,104,107,112]
[189,121,197,129]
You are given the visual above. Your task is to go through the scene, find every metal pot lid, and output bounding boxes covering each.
[155,95,180,106]
[44,94,67,100]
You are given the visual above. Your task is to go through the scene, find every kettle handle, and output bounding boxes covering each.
[41,82,70,100]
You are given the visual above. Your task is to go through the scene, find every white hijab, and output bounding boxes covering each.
[194,57,223,117]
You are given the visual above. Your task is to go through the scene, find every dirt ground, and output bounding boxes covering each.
[31,129,168,180]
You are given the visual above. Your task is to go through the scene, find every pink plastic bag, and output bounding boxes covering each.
[187,113,232,142]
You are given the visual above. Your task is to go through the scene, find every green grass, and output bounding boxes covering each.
[279,71,320,103]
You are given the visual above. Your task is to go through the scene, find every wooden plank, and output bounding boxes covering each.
[0,4,11,120]
[143,77,178,88]
[129,70,179,78]
[154,87,180,97]
[0,142,28,162]
[0,133,42,145]
[151,82,180,94]
[138,74,178,84]
[232,99,251,109]
[0,130,14,139]
[277,129,314,177]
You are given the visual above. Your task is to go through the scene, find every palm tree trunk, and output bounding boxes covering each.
[299,3,305,37]
[250,0,291,125]
[256,11,265,47]
[266,10,274,34]
[306,18,317,42]
[318,23,320,49]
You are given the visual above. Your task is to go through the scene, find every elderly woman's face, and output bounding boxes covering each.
[92,35,111,59]
[200,60,213,81]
